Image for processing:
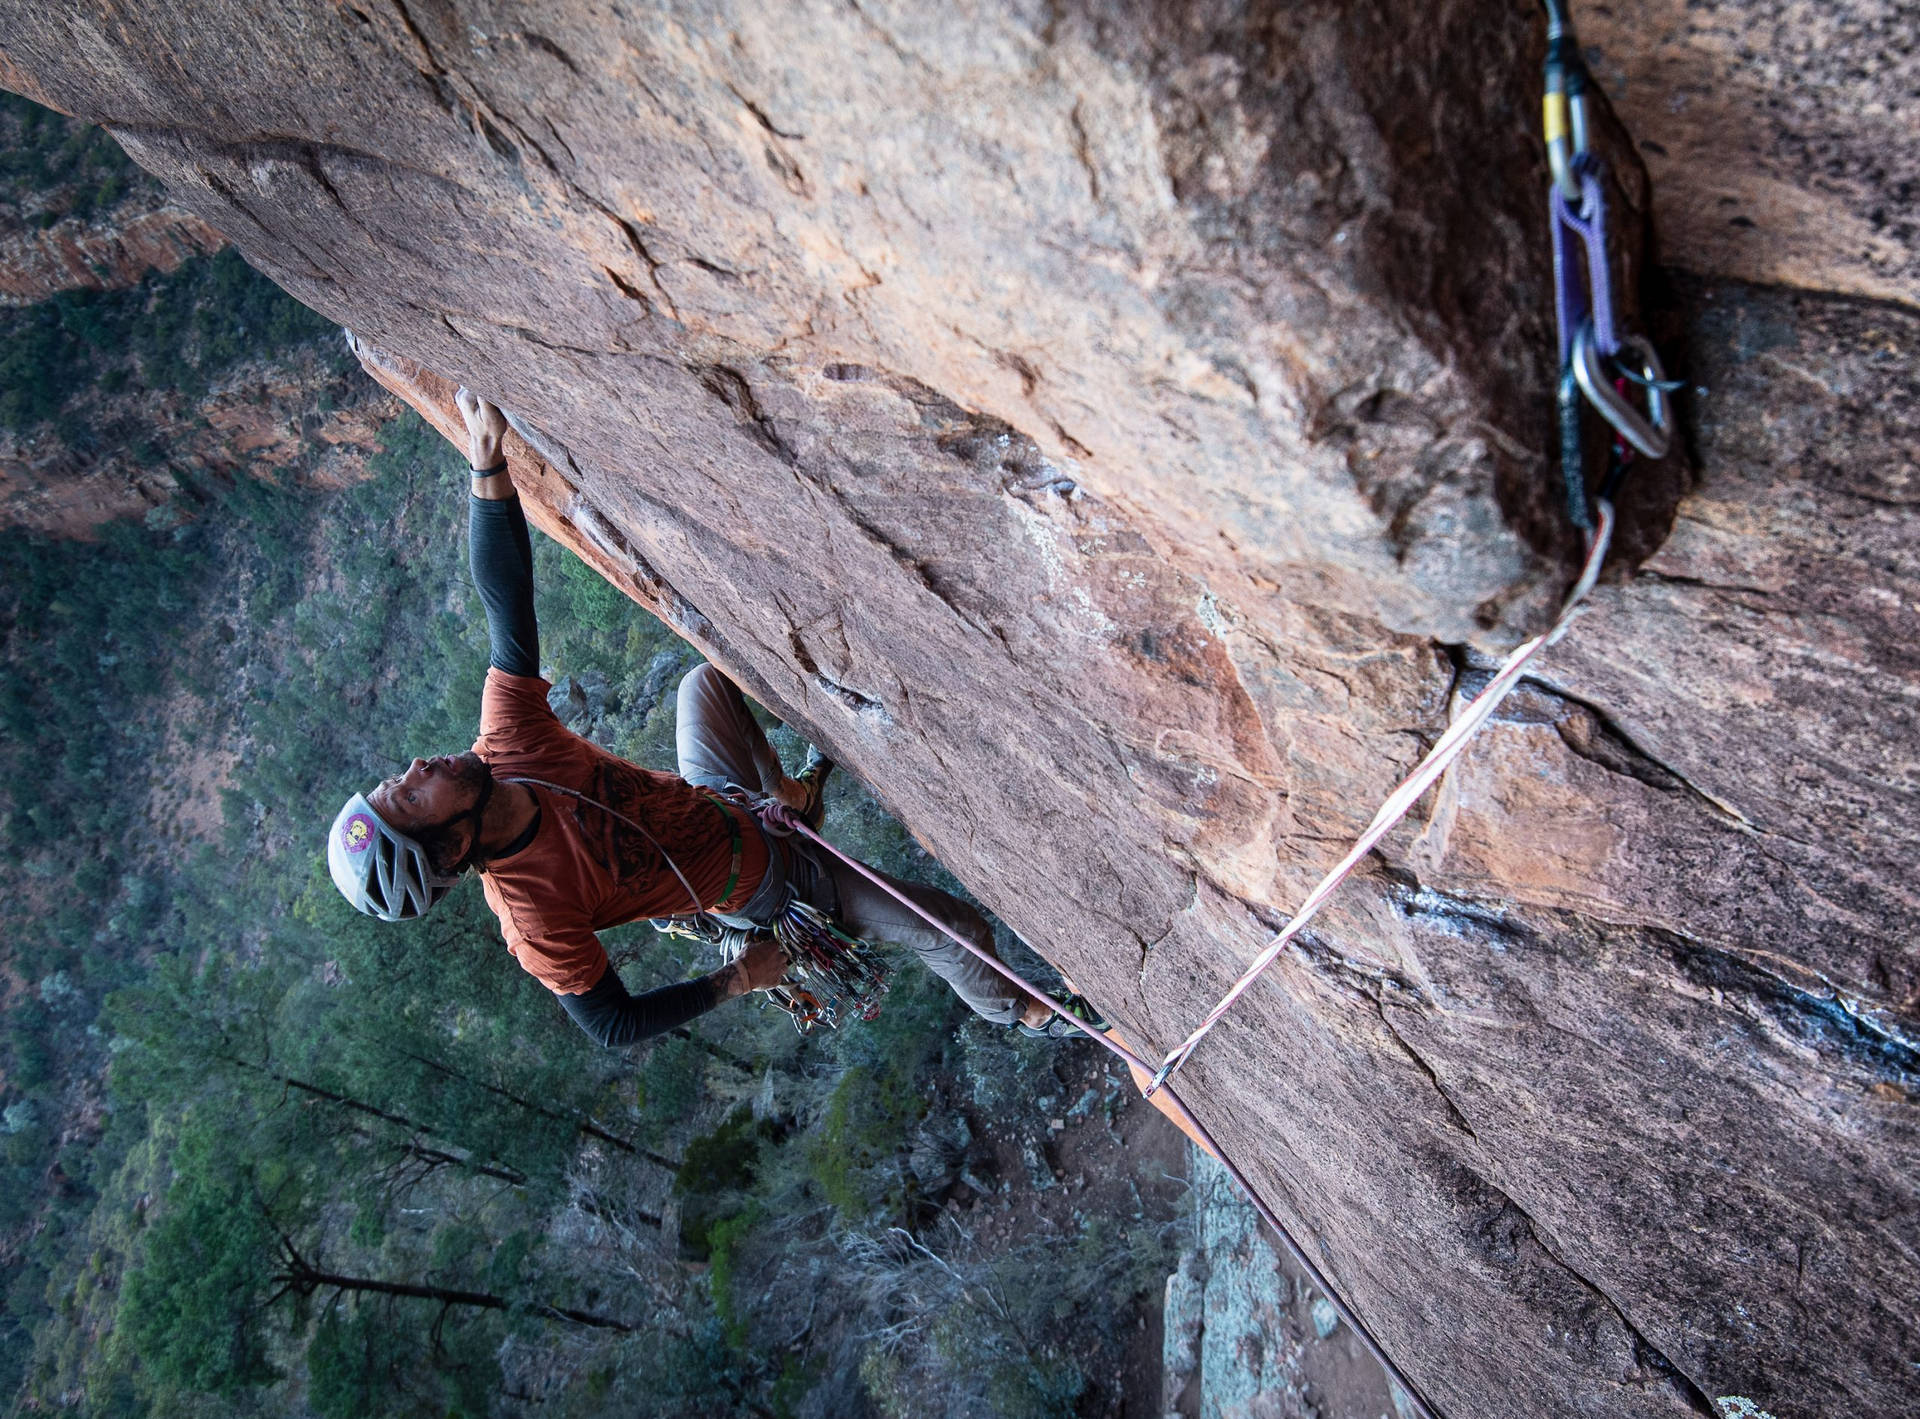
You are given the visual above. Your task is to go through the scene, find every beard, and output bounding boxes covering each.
[415,752,495,875]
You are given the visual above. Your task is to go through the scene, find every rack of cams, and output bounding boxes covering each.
[765,897,891,1031]
[663,903,891,1032]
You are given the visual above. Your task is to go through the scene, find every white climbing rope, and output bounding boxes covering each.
[1148,500,1617,1093]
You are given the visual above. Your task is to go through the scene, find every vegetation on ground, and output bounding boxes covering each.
[0,245,341,441]
[0,91,149,228]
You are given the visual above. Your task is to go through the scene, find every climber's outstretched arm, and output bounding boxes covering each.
[559,938,789,1049]
[458,389,540,677]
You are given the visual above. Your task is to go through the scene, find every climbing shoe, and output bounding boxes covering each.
[1016,992,1110,1039]
[792,748,834,830]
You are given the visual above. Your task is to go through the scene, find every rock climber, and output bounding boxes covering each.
[326,386,1093,1047]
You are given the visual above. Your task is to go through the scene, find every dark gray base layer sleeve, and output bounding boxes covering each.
[559,965,725,1048]
[469,493,539,677]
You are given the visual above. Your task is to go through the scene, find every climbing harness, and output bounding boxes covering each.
[506,776,891,1032]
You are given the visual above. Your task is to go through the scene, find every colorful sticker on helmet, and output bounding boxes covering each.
[342,813,375,854]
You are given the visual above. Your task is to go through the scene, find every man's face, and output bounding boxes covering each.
[368,752,490,833]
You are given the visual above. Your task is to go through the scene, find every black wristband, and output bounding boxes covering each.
[470,462,508,476]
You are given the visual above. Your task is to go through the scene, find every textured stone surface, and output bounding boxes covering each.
[1,4,1914,1418]
[1580,0,1920,305]
[0,344,395,535]
[0,201,222,305]
[1164,1147,1399,1419]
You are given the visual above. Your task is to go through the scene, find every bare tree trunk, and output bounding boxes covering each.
[389,1045,682,1172]
[277,1252,633,1331]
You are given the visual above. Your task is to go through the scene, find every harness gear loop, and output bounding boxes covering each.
[762,894,891,1031]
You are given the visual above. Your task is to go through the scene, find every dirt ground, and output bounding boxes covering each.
[939,1033,1192,1417]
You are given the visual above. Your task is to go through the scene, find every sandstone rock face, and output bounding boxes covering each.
[0,347,396,536]
[1580,0,1919,306]
[0,202,223,305]
[2,5,1912,1418]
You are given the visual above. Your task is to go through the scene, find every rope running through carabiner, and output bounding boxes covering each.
[1146,0,1673,1093]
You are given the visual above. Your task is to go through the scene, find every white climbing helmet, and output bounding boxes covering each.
[327,792,459,922]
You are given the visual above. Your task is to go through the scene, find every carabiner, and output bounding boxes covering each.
[1542,1,1592,204]
[1570,323,1672,460]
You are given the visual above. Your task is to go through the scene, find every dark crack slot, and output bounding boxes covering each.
[1450,1162,1716,1417]
[1377,1003,1478,1139]
[814,675,889,724]
[697,364,796,464]
[1665,933,1920,1080]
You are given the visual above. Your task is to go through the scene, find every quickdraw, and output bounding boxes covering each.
[1543,0,1678,528]
[1145,0,1680,1096]
[661,905,889,1033]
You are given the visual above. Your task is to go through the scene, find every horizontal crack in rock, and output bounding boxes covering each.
[1517,674,1759,835]
[1659,928,1920,1079]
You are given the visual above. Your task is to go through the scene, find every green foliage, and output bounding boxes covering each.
[0,92,150,223]
[0,246,338,439]
[808,1065,912,1217]
[634,1036,702,1142]
[116,1123,278,1395]
[307,1301,499,1419]
[675,1107,774,1261]
[704,1205,764,1348]
[984,1352,1087,1419]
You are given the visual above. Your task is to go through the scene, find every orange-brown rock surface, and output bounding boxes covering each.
[2,4,1913,1417]
[0,202,223,305]
[0,347,397,536]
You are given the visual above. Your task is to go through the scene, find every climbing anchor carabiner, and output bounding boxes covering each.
[1541,0,1592,203]
[1570,323,1673,460]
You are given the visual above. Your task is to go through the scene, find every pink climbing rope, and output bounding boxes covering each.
[758,802,1442,1419]
[1147,501,1617,1094]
